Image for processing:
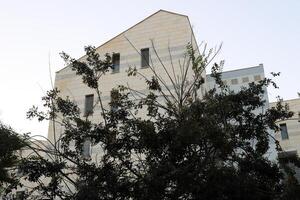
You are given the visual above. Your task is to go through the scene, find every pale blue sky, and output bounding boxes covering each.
[0,0,299,136]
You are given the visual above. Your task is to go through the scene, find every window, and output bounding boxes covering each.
[112,53,120,73]
[110,89,119,112]
[254,75,261,81]
[242,77,249,83]
[84,94,94,116]
[82,140,91,158]
[16,191,25,200]
[231,78,238,85]
[280,123,289,140]
[17,166,23,177]
[141,48,149,68]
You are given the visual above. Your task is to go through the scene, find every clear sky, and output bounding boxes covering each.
[0,0,299,137]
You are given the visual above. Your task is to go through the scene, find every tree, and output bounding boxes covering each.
[16,43,300,199]
[0,122,26,194]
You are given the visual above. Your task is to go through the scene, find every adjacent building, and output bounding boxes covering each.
[270,98,300,153]
[270,98,300,180]
[206,64,276,158]
[206,64,269,109]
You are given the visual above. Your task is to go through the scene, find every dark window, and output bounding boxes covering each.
[242,77,249,83]
[17,166,23,177]
[112,53,120,73]
[280,123,289,140]
[16,191,25,200]
[110,90,119,112]
[231,78,238,85]
[254,75,261,81]
[141,48,149,68]
[84,94,94,116]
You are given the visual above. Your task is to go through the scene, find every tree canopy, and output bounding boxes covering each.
[0,122,26,194]
[3,44,300,199]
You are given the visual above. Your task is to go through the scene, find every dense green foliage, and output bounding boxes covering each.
[0,122,26,191]
[3,44,300,199]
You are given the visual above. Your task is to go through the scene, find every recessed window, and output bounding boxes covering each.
[280,123,289,140]
[110,90,119,112]
[254,75,261,81]
[82,140,91,158]
[141,48,149,68]
[16,191,25,200]
[242,77,249,83]
[112,53,120,73]
[231,78,238,85]
[84,94,94,116]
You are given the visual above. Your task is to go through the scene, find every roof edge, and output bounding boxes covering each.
[206,64,264,76]
[270,97,300,104]
[56,9,189,74]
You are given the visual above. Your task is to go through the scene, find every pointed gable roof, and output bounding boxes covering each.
[57,10,194,73]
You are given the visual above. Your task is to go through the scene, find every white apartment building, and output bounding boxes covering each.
[206,64,276,158]
[206,64,268,109]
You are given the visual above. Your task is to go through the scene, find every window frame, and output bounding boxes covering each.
[84,94,94,117]
[254,75,261,81]
[141,48,150,68]
[112,53,120,73]
[231,78,238,85]
[82,139,92,158]
[242,77,249,83]
[280,123,289,140]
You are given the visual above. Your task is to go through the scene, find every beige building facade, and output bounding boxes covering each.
[48,10,203,144]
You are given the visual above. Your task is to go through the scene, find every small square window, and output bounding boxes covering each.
[242,77,249,83]
[84,94,94,116]
[254,75,261,81]
[141,48,149,68]
[280,123,289,140]
[231,79,238,85]
[112,53,120,73]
